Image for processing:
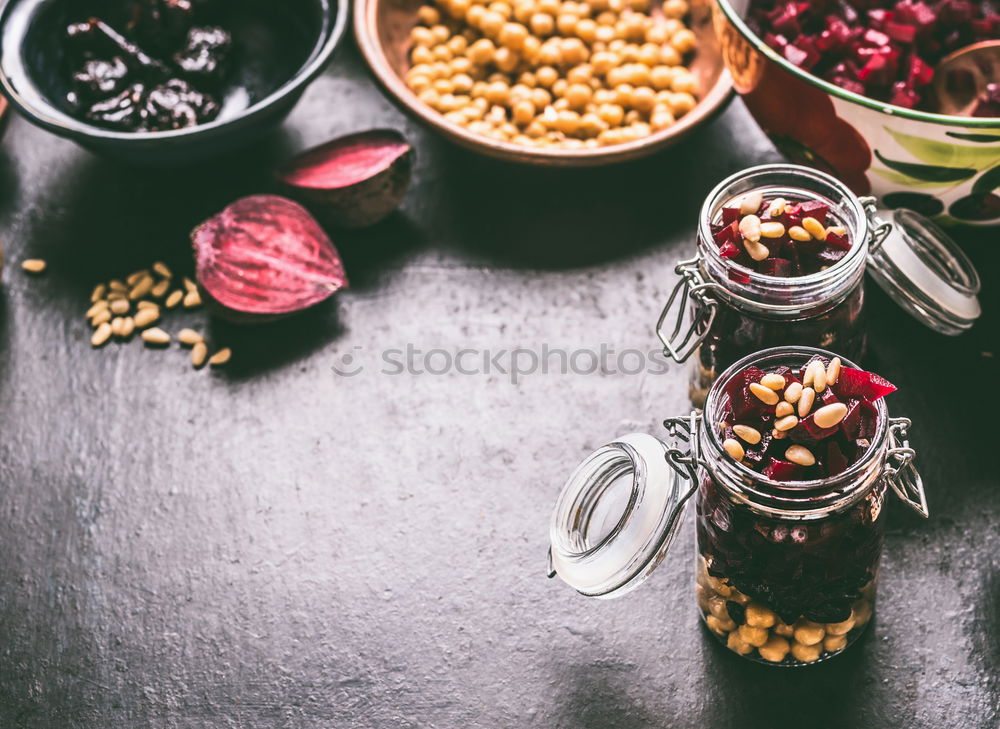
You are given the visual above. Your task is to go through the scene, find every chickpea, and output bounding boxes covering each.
[535,65,559,86]
[452,73,475,93]
[706,614,736,635]
[662,18,682,35]
[537,41,562,65]
[597,102,624,125]
[538,0,560,14]
[650,109,674,130]
[823,634,848,653]
[417,5,441,25]
[626,0,649,10]
[431,62,452,79]
[418,88,441,106]
[623,108,640,123]
[552,78,568,97]
[412,26,436,46]
[526,119,547,137]
[621,12,645,40]
[433,77,455,94]
[668,91,696,115]
[517,71,537,87]
[627,63,651,87]
[565,83,592,109]
[826,613,856,637]
[567,64,592,83]
[578,112,608,137]
[590,0,610,10]
[467,120,492,134]
[663,0,688,18]
[557,13,578,34]
[852,599,873,627]
[793,621,826,647]
[575,17,598,42]
[671,28,697,54]
[444,110,466,124]
[737,624,769,648]
[464,102,486,119]
[500,21,530,48]
[407,74,432,92]
[431,24,451,42]
[489,1,513,17]
[510,82,533,101]
[440,93,467,112]
[471,80,489,97]
[411,45,434,65]
[744,603,777,629]
[605,66,628,87]
[726,631,754,656]
[495,46,521,72]
[480,10,505,36]
[594,24,615,43]
[520,35,541,61]
[555,109,581,134]
[531,87,552,107]
[644,23,669,44]
[671,71,698,95]
[791,641,822,663]
[448,35,469,54]
[561,37,589,64]
[648,65,673,90]
[466,4,487,27]
[530,12,555,35]
[450,0,473,18]
[450,56,472,74]
[638,42,660,67]
[613,83,634,106]
[608,38,626,52]
[432,44,453,62]
[758,635,790,663]
[407,62,434,80]
[469,38,496,64]
[629,85,655,112]
[512,98,536,124]
[773,621,794,638]
[590,50,618,75]
[485,80,511,104]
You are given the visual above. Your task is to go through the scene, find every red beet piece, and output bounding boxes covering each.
[832,366,897,402]
[826,230,852,251]
[721,206,742,224]
[821,388,841,405]
[839,398,866,440]
[192,195,349,318]
[714,220,740,245]
[826,441,850,476]
[725,366,766,420]
[763,457,805,481]
[719,240,742,259]
[789,415,840,445]
[275,129,413,229]
[797,200,829,222]
[758,257,792,277]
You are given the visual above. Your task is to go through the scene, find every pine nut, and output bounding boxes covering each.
[109,279,127,293]
[775,401,794,418]
[126,269,149,286]
[744,238,770,262]
[785,445,816,467]
[798,387,815,418]
[761,373,786,390]
[153,261,172,279]
[86,300,109,319]
[788,225,811,242]
[739,214,762,243]
[137,301,159,312]
[90,283,107,302]
[91,322,113,347]
[110,298,130,315]
[141,327,171,346]
[732,424,761,445]
[760,221,785,238]
[151,278,170,298]
[774,415,799,431]
[826,357,842,385]
[209,347,232,366]
[120,317,135,338]
[129,275,154,300]
[91,309,112,327]
[183,276,198,294]
[183,289,202,309]
[739,191,763,215]
[771,428,786,439]
[191,342,208,368]
[723,438,745,461]
[767,197,787,217]
[802,217,827,240]
[133,308,160,328]
[813,367,827,393]
[827,225,846,236]
[110,317,125,337]
[749,382,779,405]
[784,381,803,403]
[165,290,184,309]
[803,360,822,388]
[178,328,204,346]
[21,259,46,273]
[813,403,848,429]
[107,291,127,301]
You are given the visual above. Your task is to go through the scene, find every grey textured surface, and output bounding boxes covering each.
[0,44,998,729]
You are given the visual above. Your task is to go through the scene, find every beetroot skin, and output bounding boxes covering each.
[275,129,413,229]
[191,195,348,320]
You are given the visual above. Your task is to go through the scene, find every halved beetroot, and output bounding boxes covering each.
[192,195,348,320]
[833,366,897,401]
[276,129,413,229]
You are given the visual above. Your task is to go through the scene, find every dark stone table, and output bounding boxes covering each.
[1,42,997,729]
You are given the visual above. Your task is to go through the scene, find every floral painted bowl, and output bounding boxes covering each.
[713,0,1000,225]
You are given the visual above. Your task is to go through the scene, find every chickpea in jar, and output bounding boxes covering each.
[405,0,701,148]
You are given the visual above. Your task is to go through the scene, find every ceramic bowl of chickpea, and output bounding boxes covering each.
[355,0,732,165]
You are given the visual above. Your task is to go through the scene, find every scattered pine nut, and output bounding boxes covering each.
[165,290,184,309]
[21,259,47,274]
[129,275,154,300]
[774,415,799,431]
[183,276,198,294]
[802,217,827,241]
[90,283,107,303]
[111,317,125,337]
[826,357,842,386]
[133,307,160,329]
[766,198,787,217]
[775,401,794,418]
[785,445,816,467]
[813,403,849,429]
[813,368,827,393]
[739,191,763,216]
[749,382,779,405]
[178,328,203,347]
[153,261,172,279]
[761,373,786,390]
[86,300,110,319]
[91,322,112,347]
[141,327,171,346]
[137,301,159,311]
[126,269,149,286]
[109,279,128,293]
[183,289,202,309]
[191,342,208,368]
[723,438,745,461]
[788,226,811,242]
[151,278,170,298]
[110,298,130,315]
[739,214,762,243]
[91,309,112,327]
[107,291,127,301]
[798,387,816,418]
[209,347,231,366]
[760,221,785,239]
[120,317,135,338]
[784,381,803,404]
[771,428,787,440]
[744,238,770,262]
[732,424,761,445]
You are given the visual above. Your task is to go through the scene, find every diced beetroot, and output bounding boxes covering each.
[758,257,792,277]
[867,9,894,30]
[885,21,917,44]
[764,32,789,51]
[727,268,752,284]
[772,365,802,387]
[797,200,829,222]
[833,366,897,402]
[789,415,841,445]
[719,240,741,259]
[817,247,848,267]
[763,458,806,481]
[839,398,864,440]
[783,43,809,67]
[862,28,891,48]
[725,366,767,420]
[714,220,739,245]
[826,441,850,476]
[820,388,841,405]
[721,206,742,224]
[890,81,920,108]
[826,231,851,251]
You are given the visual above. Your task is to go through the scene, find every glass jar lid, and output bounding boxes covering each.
[547,433,694,599]
[868,208,981,335]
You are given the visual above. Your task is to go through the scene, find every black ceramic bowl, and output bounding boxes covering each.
[0,0,347,164]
